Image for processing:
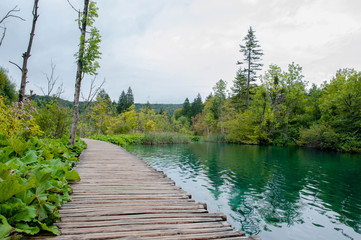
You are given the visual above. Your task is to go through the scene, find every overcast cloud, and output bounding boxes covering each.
[0,0,360,103]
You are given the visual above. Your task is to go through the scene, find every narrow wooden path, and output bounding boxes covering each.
[37,139,260,239]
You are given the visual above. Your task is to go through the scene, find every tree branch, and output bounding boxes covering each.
[66,0,80,14]
[0,6,25,25]
[0,6,25,48]
[9,61,22,71]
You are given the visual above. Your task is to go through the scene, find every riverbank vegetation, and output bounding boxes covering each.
[90,132,190,147]
[0,95,86,238]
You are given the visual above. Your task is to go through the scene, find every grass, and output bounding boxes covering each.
[142,132,190,145]
[90,132,190,146]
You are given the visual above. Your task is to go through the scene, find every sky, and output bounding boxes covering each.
[0,0,360,103]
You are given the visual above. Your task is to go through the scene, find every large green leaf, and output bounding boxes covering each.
[0,174,34,203]
[0,163,11,181]
[7,138,29,157]
[21,150,38,165]
[0,214,12,239]
[15,223,39,235]
[9,206,36,223]
[65,169,80,181]
[39,222,60,236]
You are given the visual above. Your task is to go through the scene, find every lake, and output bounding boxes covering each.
[126,143,361,240]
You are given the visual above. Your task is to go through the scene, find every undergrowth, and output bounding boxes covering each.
[0,135,86,239]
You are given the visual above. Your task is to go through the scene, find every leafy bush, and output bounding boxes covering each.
[0,135,86,238]
[90,134,143,147]
[91,133,190,146]
[0,97,43,140]
[0,67,17,104]
[190,136,200,142]
[34,101,72,138]
[298,124,339,150]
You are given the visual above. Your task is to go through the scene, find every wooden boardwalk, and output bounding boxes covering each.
[35,139,260,240]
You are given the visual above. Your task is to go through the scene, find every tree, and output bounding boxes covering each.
[0,67,17,103]
[238,26,263,109]
[79,77,104,137]
[97,88,110,101]
[0,6,25,48]
[182,97,191,119]
[191,93,204,118]
[39,61,64,101]
[91,96,111,135]
[212,79,227,134]
[69,0,101,145]
[117,90,127,113]
[231,67,248,111]
[9,0,39,102]
[126,87,134,108]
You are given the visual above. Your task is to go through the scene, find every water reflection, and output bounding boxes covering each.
[127,143,361,240]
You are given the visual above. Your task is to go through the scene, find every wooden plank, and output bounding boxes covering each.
[60,222,230,234]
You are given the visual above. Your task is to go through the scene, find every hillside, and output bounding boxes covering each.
[32,96,182,115]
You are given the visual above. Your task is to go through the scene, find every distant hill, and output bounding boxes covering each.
[135,103,182,115]
[32,96,182,115]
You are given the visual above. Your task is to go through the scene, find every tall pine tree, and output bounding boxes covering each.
[126,87,134,108]
[231,67,248,111]
[238,26,263,109]
[191,93,204,117]
[117,90,127,113]
[182,97,191,119]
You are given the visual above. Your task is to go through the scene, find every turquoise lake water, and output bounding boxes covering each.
[126,143,361,240]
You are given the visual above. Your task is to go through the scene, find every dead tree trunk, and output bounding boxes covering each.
[18,0,39,102]
[69,0,90,145]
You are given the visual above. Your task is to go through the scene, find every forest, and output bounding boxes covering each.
[0,0,360,238]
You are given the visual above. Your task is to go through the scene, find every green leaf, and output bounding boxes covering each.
[36,204,48,221]
[65,169,80,181]
[0,214,12,239]
[10,206,36,222]
[0,163,11,181]
[21,150,38,165]
[7,138,29,157]
[15,223,39,235]
[39,222,60,236]
[15,190,36,205]
[0,174,33,203]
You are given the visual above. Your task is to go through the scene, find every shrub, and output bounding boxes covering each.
[0,97,43,140]
[298,124,339,150]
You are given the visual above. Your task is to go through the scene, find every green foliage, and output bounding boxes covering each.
[116,87,135,114]
[135,103,182,115]
[225,110,257,144]
[0,135,86,238]
[238,26,263,109]
[0,67,17,104]
[0,97,43,140]
[90,134,143,147]
[76,1,102,76]
[298,124,339,150]
[142,132,190,145]
[34,100,72,138]
[91,133,190,146]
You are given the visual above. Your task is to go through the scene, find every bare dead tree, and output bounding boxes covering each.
[9,0,39,102]
[0,6,25,48]
[54,82,64,99]
[39,61,64,101]
[79,77,105,137]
